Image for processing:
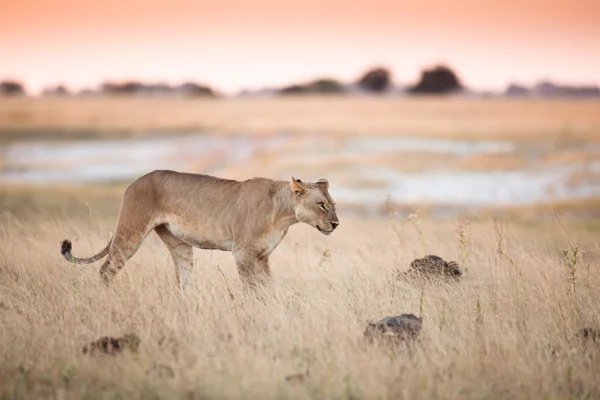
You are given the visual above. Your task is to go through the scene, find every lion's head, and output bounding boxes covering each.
[290,177,339,235]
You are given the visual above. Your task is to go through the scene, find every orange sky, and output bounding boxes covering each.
[1,0,599,94]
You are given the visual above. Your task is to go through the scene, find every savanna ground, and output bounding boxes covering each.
[1,97,599,399]
[1,96,600,141]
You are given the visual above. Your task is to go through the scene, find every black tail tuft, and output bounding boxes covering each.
[61,239,72,255]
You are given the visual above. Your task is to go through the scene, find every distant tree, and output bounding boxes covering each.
[357,67,391,93]
[279,84,309,95]
[279,78,346,95]
[505,84,529,97]
[101,81,144,95]
[0,80,26,96]
[100,81,216,96]
[410,65,462,94]
[306,78,346,93]
[178,82,215,97]
[144,83,172,94]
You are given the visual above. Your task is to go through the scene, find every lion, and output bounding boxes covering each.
[60,170,339,289]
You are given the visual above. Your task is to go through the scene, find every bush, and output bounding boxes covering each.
[0,80,26,96]
[356,67,391,93]
[101,81,144,95]
[306,78,346,93]
[101,81,216,96]
[178,82,215,97]
[279,84,308,95]
[279,78,346,95]
[410,65,462,94]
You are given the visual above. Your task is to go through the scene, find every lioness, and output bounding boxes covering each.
[61,170,339,289]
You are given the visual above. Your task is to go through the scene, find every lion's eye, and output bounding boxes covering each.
[317,202,326,210]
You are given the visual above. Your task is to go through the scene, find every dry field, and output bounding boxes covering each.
[1,96,600,141]
[1,97,599,399]
[1,190,599,400]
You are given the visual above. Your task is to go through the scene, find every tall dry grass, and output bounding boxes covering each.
[0,206,599,399]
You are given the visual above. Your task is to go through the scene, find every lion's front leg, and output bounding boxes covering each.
[232,249,270,287]
[256,257,270,276]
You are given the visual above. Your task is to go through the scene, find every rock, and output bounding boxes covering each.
[285,372,308,384]
[402,255,463,281]
[579,327,600,344]
[82,333,141,355]
[364,314,423,343]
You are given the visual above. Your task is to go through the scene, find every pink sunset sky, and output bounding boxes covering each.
[1,0,599,94]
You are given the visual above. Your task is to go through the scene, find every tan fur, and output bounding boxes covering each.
[61,171,339,290]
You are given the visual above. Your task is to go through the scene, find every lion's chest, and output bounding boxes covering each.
[258,228,288,258]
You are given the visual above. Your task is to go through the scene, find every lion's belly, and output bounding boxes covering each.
[164,220,233,251]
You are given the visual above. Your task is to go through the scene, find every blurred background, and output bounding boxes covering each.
[1,0,599,220]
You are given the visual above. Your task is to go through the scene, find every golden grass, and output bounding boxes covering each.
[1,96,600,140]
[1,197,599,399]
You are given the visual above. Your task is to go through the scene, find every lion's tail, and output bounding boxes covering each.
[61,238,112,264]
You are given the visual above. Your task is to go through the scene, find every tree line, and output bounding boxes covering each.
[1,64,598,97]
[0,65,462,97]
[278,65,461,95]
[0,81,216,98]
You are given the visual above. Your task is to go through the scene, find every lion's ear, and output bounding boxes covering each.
[316,178,329,190]
[291,177,308,197]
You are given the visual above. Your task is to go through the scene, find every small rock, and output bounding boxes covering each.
[401,255,463,281]
[364,314,423,343]
[82,333,141,355]
[285,372,308,384]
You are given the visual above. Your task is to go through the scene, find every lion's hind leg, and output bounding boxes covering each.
[99,232,150,286]
[155,225,194,292]
[99,215,158,286]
